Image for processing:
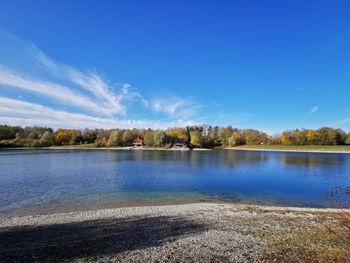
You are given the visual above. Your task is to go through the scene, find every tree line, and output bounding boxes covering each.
[0,124,349,148]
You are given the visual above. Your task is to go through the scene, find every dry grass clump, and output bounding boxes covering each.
[261,222,350,263]
[262,186,350,263]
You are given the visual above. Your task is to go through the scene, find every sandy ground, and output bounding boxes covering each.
[0,202,344,263]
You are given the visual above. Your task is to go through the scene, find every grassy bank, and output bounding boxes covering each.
[227,144,350,153]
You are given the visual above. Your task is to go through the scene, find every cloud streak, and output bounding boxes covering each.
[0,97,196,130]
[0,29,200,129]
[0,68,112,115]
[149,97,201,120]
[309,106,319,115]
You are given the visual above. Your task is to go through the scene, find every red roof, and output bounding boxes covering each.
[133,138,143,145]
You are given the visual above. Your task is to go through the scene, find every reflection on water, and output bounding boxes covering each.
[282,153,344,168]
[109,150,269,167]
[0,149,350,214]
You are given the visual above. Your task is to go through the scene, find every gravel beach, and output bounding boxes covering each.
[1,202,347,263]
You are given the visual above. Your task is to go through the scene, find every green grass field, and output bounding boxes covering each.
[231,144,350,152]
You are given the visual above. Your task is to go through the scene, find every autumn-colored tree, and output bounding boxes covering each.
[280,131,294,145]
[317,127,338,145]
[190,131,204,147]
[228,132,244,146]
[346,133,350,145]
[143,130,156,146]
[220,126,234,146]
[153,130,167,147]
[94,129,110,147]
[269,134,281,145]
[53,129,68,145]
[166,128,189,144]
[122,130,136,146]
[242,129,262,145]
[1,124,349,148]
[306,129,318,144]
[107,130,124,147]
[82,129,97,144]
[39,131,54,146]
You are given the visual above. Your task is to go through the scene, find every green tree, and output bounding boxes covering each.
[335,129,347,145]
[0,125,22,140]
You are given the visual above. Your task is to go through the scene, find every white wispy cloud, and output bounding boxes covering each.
[150,97,201,120]
[0,68,111,115]
[196,112,255,126]
[308,106,319,115]
[0,29,199,129]
[0,97,196,129]
[332,118,350,127]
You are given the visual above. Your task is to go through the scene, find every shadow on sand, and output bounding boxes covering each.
[0,215,207,262]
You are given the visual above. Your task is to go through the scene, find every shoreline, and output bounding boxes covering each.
[1,202,347,262]
[1,197,343,220]
[225,146,350,154]
[1,202,345,225]
[2,145,350,153]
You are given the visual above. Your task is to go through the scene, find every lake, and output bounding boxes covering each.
[1,149,350,215]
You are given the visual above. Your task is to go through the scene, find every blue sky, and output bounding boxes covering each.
[0,0,350,133]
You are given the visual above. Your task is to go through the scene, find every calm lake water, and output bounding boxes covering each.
[1,149,350,215]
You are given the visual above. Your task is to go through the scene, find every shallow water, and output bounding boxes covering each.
[0,149,350,215]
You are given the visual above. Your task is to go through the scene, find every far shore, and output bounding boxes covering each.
[1,202,348,262]
[2,144,350,153]
[226,144,350,154]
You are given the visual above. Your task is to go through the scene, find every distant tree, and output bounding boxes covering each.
[220,126,234,146]
[190,131,204,147]
[213,126,220,139]
[228,132,244,147]
[294,129,307,145]
[336,129,347,145]
[53,129,69,145]
[166,128,189,144]
[107,130,124,147]
[153,130,167,147]
[306,129,318,144]
[260,132,269,144]
[82,129,97,144]
[94,129,110,147]
[345,133,350,145]
[317,127,338,145]
[68,130,82,145]
[280,131,294,145]
[243,129,262,145]
[269,134,281,145]
[143,130,156,146]
[39,131,54,146]
[130,128,141,140]
[0,125,22,140]
[202,136,216,148]
[122,130,135,146]
[29,139,41,147]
